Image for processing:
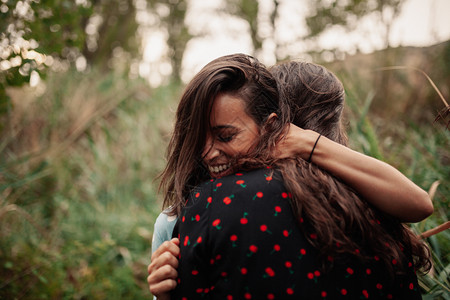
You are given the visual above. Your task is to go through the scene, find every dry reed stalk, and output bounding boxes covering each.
[375,66,449,128]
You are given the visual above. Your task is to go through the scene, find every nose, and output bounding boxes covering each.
[202,136,220,162]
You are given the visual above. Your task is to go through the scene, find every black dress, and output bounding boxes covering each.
[171,168,421,299]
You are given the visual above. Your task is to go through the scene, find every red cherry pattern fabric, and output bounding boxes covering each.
[171,168,421,299]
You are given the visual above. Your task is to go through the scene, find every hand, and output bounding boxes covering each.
[273,123,308,159]
[147,238,180,299]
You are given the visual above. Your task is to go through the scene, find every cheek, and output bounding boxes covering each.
[236,130,260,153]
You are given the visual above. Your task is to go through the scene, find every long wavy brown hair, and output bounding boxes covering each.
[270,61,430,275]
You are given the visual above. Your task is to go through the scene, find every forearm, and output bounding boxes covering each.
[299,130,433,222]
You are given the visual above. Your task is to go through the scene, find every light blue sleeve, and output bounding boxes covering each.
[151,210,178,254]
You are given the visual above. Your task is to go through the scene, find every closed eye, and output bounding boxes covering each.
[217,134,235,143]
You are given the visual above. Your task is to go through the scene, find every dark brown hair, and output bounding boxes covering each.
[159,54,285,216]
[270,61,430,274]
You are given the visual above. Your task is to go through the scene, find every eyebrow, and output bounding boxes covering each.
[211,125,236,131]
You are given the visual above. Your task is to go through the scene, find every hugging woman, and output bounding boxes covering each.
[148,54,432,299]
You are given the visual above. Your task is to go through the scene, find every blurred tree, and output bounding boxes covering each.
[0,0,142,110]
[147,0,190,82]
[82,0,140,70]
[225,0,262,56]
[305,0,406,53]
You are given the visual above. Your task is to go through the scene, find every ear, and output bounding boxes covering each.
[267,112,278,122]
[262,112,279,133]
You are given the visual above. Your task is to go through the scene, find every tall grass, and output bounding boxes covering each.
[0,66,448,299]
[0,69,181,299]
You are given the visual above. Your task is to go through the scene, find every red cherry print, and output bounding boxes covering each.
[392,259,398,265]
[346,267,354,275]
[249,245,258,253]
[374,255,380,261]
[236,173,243,176]
[206,196,212,208]
[247,245,258,257]
[376,283,382,289]
[182,216,186,222]
[240,212,248,224]
[195,192,200,198]
[267,294,275,300]
[310,233,317,239]
[307,272,314,279]
[196,236,202,244]
[285,261,292,268]
[192,270,199,275]
[196,288,203,293]
[286,288,294,295]
[265,176,272,181]
[336,242,341,248]
[281,192,288,198]
[241,267,248,275]
[216,254,222,260]
[227,295,233,300]
[354,249,360,254]
[274,206,281,216]
[183,236,189,246]
[216,182,222,187]
[236,180,246,187]
[272,244,281,253]
[314,270,321,277]
[244,293,251,299]
[212,219,222,229]
[362,290,369,298]
[327,256,334,262]
[283,230,290,237]
[223,197,232,205]
[230,234,238,241]
[221,271,227,277]
[387,294,393,299]
[253,191,263,200]
[300,248,306,255]
[265,267,275,277]
[341,289,347,295]
[366,268,372,275]
[321,291,327,298]
[260,224,268,232]
[409,283,414,290]
[194,214,200,221]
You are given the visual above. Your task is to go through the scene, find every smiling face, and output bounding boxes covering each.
[202,93,260,178]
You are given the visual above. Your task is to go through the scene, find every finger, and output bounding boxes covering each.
[148,279,177,296]
[149,250,179,274]
[148,265,178,295]
[148,264,178,283]
[151,240,180,261]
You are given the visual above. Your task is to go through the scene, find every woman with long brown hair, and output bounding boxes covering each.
[148,54,431,299]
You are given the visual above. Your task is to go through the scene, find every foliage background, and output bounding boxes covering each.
[0,0,449,299]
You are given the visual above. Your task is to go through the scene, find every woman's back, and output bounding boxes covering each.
[172,168,421,299]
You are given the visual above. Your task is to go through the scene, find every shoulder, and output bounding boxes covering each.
[152,210,178,254]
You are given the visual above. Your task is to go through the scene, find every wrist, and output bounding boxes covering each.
[298,130,321,160]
